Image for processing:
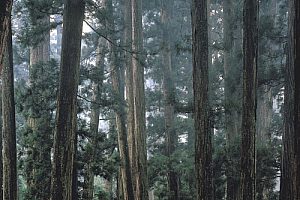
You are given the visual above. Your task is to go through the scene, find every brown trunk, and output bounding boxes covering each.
[26,14,52,199]
[161,1,179,199]
[2,20,17,200]
[51,1,85,199]
[192,0,213,199]
[0,0,13,70]
[239,0,258,199]
[106,1,135,199]
[131,0,148,199]
[280,1,295,199]
[124,2,136,196]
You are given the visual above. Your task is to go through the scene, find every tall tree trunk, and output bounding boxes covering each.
[191,0,213,199]
[0,0,13,69]
[2,20,17,200]
[131,0,148,198]
[239,0,258,199]
[293,0,300,199]
[0,87,2,200]
[106,1,135,199]
[161,1,179,199]
[82,36,106,200]
[280,1,295,199]
[25,14,52,199]
[51,1,85,199]
[223,1,241,199]
[124,1,136,196]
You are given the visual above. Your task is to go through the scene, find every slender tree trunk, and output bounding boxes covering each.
[280,1,295,199]
[2,20,17,200]
[161,1,179,199]
[293,0,300,199]
[51,1,85,199]
[0,0,13,69]
[239,0,258,199]
[124,2,137,197]
[131,0,148,199]
[0,87,2,200]
[223,1,240,199]
[192,0,213,199]
[25,14,52,200]
[106,1,135,199]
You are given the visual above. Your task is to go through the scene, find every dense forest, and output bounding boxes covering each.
[0,0,299,199]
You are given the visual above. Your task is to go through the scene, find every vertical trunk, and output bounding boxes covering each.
[280,1,295,199]
[82,35,106,200]
[192,0,213,199]
[161,1,179,199]
[124,1,136,196]
[2,20,17,200]
[239,0,258,199]
[0,0,13,69]
[223,1,240,199]
[294,0,300,199]
[0,87,2,200]
[256,85,273,143]
[107,1,135,199]
[131,0,148,199]
[51,1,85,199]
[26,14,52,200]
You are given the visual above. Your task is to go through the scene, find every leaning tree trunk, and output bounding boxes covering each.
[131,0,148,199]
[51,1,85,200]
[191,0,213,199]
[2,19,17,200]
[239,0,258,200]
[161,1,179,199]
[0,0,13,70]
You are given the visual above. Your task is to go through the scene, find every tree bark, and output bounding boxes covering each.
[280,1,295,199]
[239,0,258,199]
[0,0,13,71]
[293,0,300,199]
[2,19,17,200]
[51,1,85,199]
[131,0,148,199]
[161,1,179,199]
[191,0,213,199]
[26,14,52,200]
[106,1,135,199]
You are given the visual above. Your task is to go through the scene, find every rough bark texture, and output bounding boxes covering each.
[51,1,85,199]
[280,2,295,199]
[239,0,258,199]
[191,0,213,199]
[131,0,148,199]
[161,1,179,199]
[257,85,273,143]
[294,0,300,199]
[0,0,13,71]
[106,1,135,199]
[124,2,136,196]
[2,20,17,200]
[0,86,2,200]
